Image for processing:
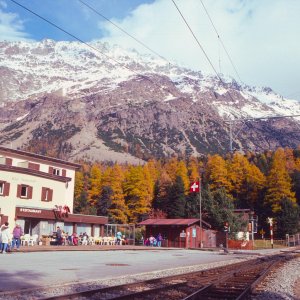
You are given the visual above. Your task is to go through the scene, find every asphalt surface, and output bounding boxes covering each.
[0,249,237,292]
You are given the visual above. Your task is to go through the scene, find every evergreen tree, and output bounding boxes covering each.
[275,198,300,238]
[202,188,247,234]
[74,190,96,215]
[291,170,300,205]
[97,186,113,220]
[185,192,199,218]
[166,176,186,218]
[152,170,172,214]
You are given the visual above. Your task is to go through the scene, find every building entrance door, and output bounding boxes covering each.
[24,219,40,235]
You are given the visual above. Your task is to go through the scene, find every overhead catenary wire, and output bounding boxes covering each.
[199,0,243,84]
[78,0,170,64]
[171,0,236,105]
[9,0,173,97]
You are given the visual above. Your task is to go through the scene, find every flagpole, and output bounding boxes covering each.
[199,177,203,248]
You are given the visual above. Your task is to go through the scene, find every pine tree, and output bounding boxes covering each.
[275,198,300,238]
[166,176,186,218]
[202,188,247,234]
[152,170,172,214]
[97,186,113,219]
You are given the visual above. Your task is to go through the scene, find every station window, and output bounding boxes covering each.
[41,187,53,202]
[0,181,10,197]
[53,168,60,176]
[17,184,33,199]
[0,182,4,195]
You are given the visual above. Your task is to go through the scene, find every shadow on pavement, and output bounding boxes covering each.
[0,270,45,292]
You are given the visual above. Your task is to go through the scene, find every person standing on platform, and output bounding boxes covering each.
[116,231,122,245]
[0,222,10,254]
[12,223,23,251]
[56,226,62,245]
[157,233,163,247]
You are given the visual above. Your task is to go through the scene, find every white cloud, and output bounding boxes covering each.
[99,0,300,100]
[0,5,30,41]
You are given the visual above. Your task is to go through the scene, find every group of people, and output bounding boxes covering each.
[0,222,23,253]
[144,233,163,247]
[54,227,89,246]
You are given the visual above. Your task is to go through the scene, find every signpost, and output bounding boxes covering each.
[267,217,274,249]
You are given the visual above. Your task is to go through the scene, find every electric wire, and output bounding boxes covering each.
[199,0,243,83]
[171,0,236,106]
[78,0,170,64]
[171,0,223,85]
[9,0,173,96]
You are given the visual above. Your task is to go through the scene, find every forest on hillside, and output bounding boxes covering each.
[74,147,300,238]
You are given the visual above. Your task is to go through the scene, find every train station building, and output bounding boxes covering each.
[0,146,108,236]
[138,218,217,248]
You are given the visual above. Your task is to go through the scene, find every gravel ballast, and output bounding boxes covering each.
[252,256,300,300]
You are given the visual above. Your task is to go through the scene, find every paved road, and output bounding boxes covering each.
[0,249,236,291]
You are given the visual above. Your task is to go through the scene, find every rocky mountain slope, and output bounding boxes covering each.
[0,40,299,162]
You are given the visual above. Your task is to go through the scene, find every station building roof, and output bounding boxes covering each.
[138,218,211,228]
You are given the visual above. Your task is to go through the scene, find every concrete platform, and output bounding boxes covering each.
[0,248,238,293]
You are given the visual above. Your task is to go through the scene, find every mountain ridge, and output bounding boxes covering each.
[0,40,299,162]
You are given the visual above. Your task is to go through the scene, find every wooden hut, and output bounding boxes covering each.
[138,218,217,248]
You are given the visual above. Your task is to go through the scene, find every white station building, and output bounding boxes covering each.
[0,146,107,237]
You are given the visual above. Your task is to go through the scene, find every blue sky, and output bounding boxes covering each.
[1,0,300,101]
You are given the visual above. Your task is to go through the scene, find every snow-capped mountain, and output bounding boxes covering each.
[0,40,299,162]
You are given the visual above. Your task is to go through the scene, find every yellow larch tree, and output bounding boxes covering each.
[88,164,102,206]
[176,160,190,194]
[123,165,152,223]
[101,164,128,224]
[265,148,296,212]
[206,154,232,194]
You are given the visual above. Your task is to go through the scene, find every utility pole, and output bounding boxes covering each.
[199,177,203,248]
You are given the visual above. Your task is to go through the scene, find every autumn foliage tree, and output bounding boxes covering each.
[265,148,296,212]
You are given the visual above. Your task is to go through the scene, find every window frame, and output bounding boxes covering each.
[0,182,4,195]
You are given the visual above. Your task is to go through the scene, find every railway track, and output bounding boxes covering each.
[42,252,297,300]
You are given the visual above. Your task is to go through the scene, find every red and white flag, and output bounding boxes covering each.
[190,181,200,193]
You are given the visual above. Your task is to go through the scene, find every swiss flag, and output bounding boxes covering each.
[190,181,200,193]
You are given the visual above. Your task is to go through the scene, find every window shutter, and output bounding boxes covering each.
[4,182,10,196]
[27,186,33,199]
[29,163,40,171]
[48,189,53,201]
[5,158,12,166]
[17,184,21,198]
[62,169,66,177]
[49,166,54,174]
[41,187,46,201]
